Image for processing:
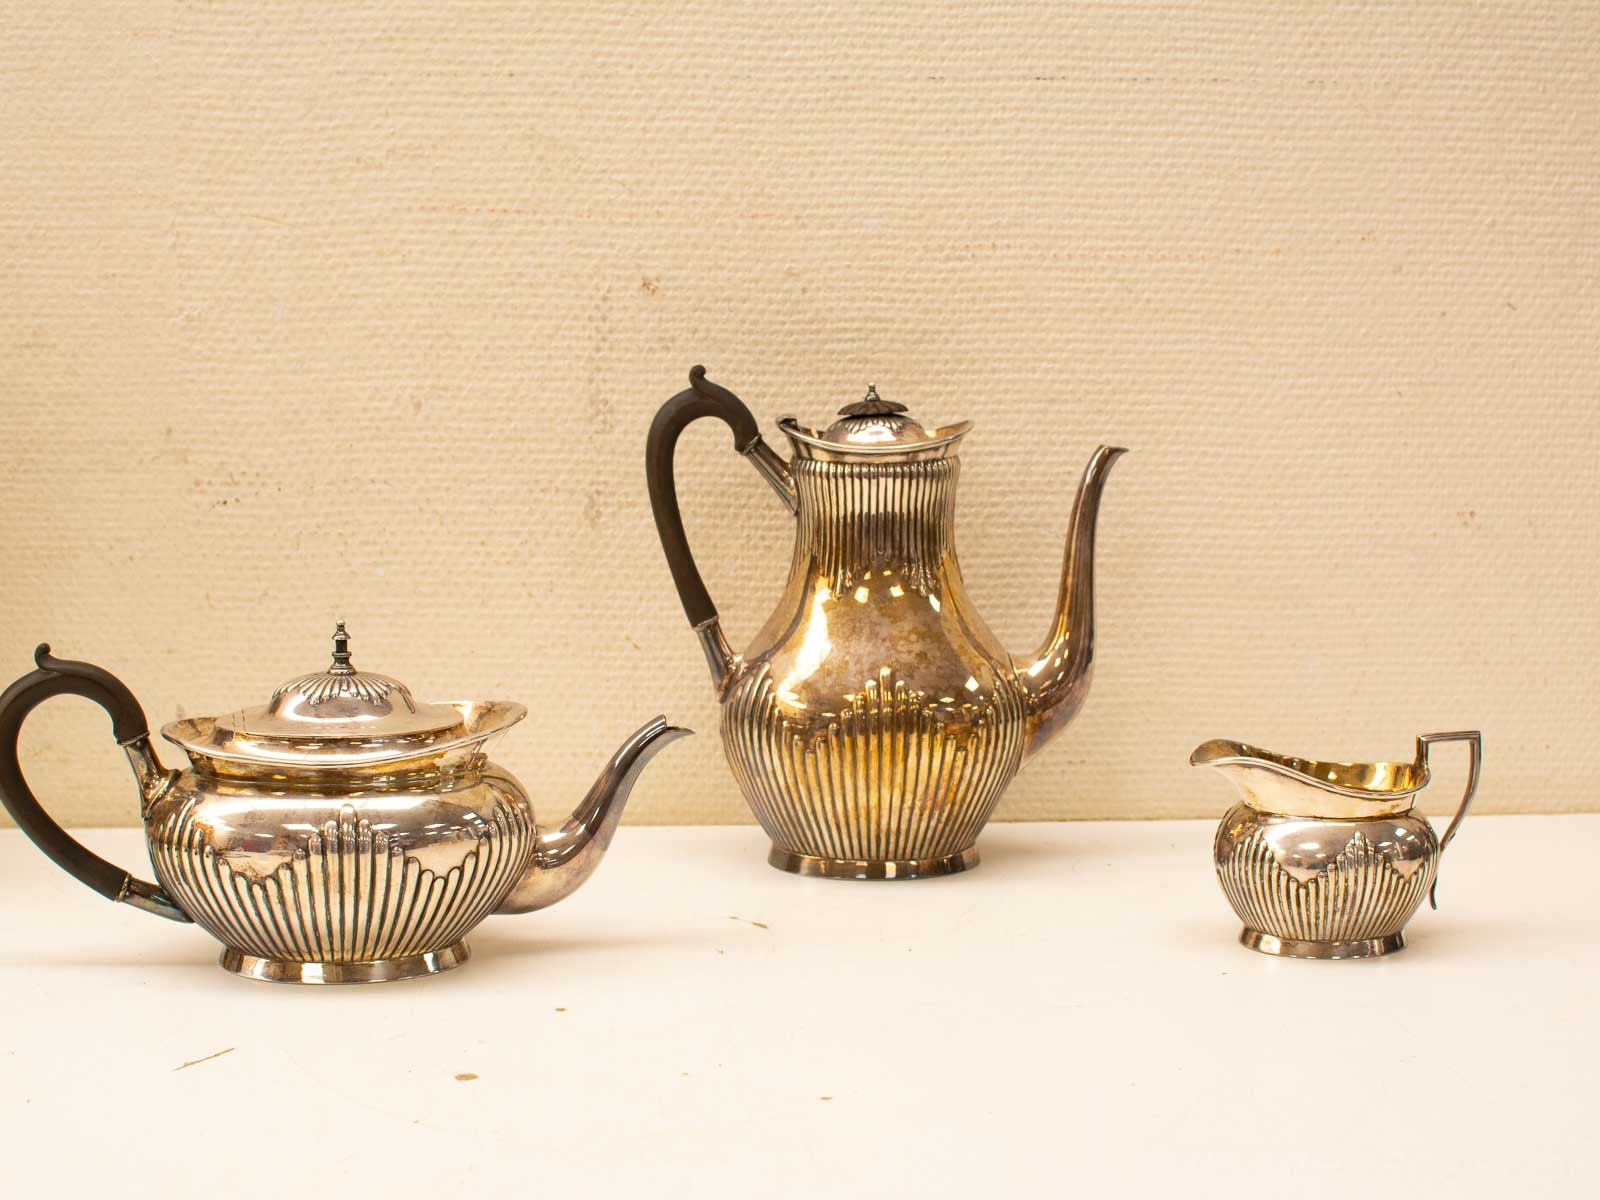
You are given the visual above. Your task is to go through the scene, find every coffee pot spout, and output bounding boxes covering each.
[495,717,690,915]
[1016,445,1126,763]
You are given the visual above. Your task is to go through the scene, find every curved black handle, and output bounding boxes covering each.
[646,365,770,628]
[0,645,189,921]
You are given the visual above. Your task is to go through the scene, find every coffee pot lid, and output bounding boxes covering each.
[815,385,933,447]
[781,385,971,458]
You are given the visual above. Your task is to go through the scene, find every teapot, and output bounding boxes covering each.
[1192,732,1481,958]
[0,625,688,983]
[647,367,1125,879]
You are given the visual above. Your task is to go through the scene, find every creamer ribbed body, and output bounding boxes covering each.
[721,454,1028,877]
[1213,804,1438,948]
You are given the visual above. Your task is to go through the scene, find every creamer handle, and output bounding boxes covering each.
[1418,730,1482,910]
[646,366,796,688]
[0,645,190,922]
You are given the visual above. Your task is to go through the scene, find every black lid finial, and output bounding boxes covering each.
[329,621,354,675]
[837,383,908,419]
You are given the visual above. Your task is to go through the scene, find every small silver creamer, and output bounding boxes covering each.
[1192,732,1482,959]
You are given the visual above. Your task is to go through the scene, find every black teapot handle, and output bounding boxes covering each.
[646,367,796,683]
[0,646,190,922]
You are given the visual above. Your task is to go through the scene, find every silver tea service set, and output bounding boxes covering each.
[0,367,1481,981]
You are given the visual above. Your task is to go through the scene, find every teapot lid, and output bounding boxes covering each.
[225,623,465,741]
[161,623,519,770]
[780,385,971,460]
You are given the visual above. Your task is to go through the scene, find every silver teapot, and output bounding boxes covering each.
[0,624,688,983]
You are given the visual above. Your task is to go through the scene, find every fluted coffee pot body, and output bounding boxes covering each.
[648,367,1125,879]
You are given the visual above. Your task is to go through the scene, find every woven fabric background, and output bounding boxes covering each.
[2,2,1595,827]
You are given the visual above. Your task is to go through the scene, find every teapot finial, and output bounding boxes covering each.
[329,622,354,676]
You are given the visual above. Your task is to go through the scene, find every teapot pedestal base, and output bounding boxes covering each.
[768,845,979,880]
[1240,929,1406,960]
[220,941,472,984]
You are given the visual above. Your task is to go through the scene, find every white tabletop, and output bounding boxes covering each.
[2,816,1592,1198]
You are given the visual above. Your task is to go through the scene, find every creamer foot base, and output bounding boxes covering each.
[220,941,471,984]
[768,846,979,880]
[1240,929,1405,959]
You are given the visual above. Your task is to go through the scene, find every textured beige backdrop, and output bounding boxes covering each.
[2,3,1596,831]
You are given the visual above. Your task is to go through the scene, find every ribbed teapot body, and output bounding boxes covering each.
[144,750,537,981]
[721,451,1028,878]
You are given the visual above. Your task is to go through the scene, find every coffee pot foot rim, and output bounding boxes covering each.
[767,845,979,881]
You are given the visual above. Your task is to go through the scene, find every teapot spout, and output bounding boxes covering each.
[495,717,690,915]
[1016,445,1126,763]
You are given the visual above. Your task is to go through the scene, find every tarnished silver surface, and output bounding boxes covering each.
[0,626,687,984]
[1195,731,1482,958]
[667,380,1126,878]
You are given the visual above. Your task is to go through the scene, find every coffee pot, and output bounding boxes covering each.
[0,625,688,982]
[647,367,1125,879]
